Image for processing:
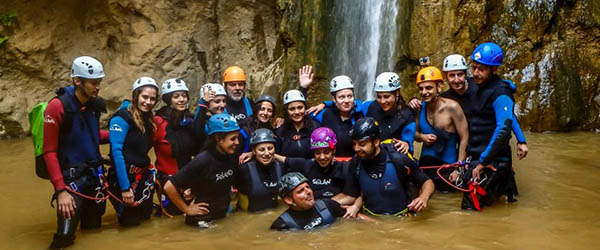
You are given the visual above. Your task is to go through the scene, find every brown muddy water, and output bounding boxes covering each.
[1,133,599,249]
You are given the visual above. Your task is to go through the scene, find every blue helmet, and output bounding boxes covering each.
[471,42,503,66]
[207,114,240,135]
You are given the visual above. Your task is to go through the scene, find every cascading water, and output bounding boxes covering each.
[330,0,399,100]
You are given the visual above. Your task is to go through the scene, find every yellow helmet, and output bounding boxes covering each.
[223,66,247,83]
[416,66,443,85]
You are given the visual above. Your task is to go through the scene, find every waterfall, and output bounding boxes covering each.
[330,0,399,100]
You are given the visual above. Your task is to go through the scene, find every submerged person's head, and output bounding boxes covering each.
[207,114,240,155]
[282,90,307,125]
[330,75,355,114]
[416,67,443,103]
[250,128,276,166]
[351,117,381,160]
[310,127,337,167]
[374,72,403,112]
[279,172,314,211]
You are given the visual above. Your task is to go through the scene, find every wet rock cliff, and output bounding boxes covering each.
[0,0,598,138]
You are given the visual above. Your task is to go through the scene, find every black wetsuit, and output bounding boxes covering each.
[284,157,359,199]
[170,147,238,225]
[275,120,319,158]
[237,160,285,212]
[312,107,363,157]
[226,96,253,123]
[270,198,345,230]
[352,145,430,215]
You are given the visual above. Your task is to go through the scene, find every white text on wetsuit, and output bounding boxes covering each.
[312,179,331,185]
[215,169,234,182]
[304,217,323,230]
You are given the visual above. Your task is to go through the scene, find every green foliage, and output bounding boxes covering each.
[0,10,17,27]
[0,10,16,47]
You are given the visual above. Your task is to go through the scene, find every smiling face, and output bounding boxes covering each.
[170,91,189,112]
[376,91,397,112]
[208,96,226,114]
[257,101,274,124]
[135,86,158,113]
[353,139,378,160]
[286,101,306,123]
[445,70,467,93]
[284,182,314,211]
[313,148,334,168]
[417,81,441,103]
[253,142,275,166]
[472,62,494,84]
[225,81,245,101]
[333,89,354,113]
[216,131,240,155]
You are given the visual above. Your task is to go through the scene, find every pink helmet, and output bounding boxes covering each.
[310,127,337,150]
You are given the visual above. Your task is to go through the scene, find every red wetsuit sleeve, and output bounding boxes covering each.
[99,129,109,144]
[42,98,66,191]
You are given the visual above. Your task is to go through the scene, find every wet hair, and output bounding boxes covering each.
[129,86,157,134]
[204,132,230,152]
[240,100,275,132]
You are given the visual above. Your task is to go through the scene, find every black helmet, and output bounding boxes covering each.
[350,117,380,141]
[255,94,276,109]
[278,172,308,198]
[249,128,276,147]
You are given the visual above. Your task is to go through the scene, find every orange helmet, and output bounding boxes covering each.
[416,66,443,85]
[223,66,247,83]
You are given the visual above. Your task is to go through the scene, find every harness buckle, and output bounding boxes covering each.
[69,168,77,179]
[69,182,78,191]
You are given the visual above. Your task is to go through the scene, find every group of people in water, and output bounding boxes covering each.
[40,41,528,248]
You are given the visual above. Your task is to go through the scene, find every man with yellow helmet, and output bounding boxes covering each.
[415,66,469,191]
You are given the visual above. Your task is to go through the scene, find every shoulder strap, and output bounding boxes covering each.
[57,94,75,134]
[279,212,301,229]
[274,161,283,179]
[240,129,250,153]
[315,200,335,225]
[243,98,253,117]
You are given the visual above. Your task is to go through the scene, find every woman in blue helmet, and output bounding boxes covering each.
[163,114,241,227]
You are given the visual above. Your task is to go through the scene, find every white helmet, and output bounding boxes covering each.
[132,76,159,92]
[71,56,105,79]
[201,83,227,98]
[329,75,354,93]
[374,72,401,92]
[161,78,189,97]
[283,89,306,105]
[442,54,468,72]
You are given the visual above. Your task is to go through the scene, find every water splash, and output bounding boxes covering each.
[330,0,399,100]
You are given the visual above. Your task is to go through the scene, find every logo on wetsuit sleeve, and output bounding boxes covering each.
[303,217,323,230]
[312,179,332,186]
[44,115,55,124]
[109,124,123,132]
[216,169,234,181]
